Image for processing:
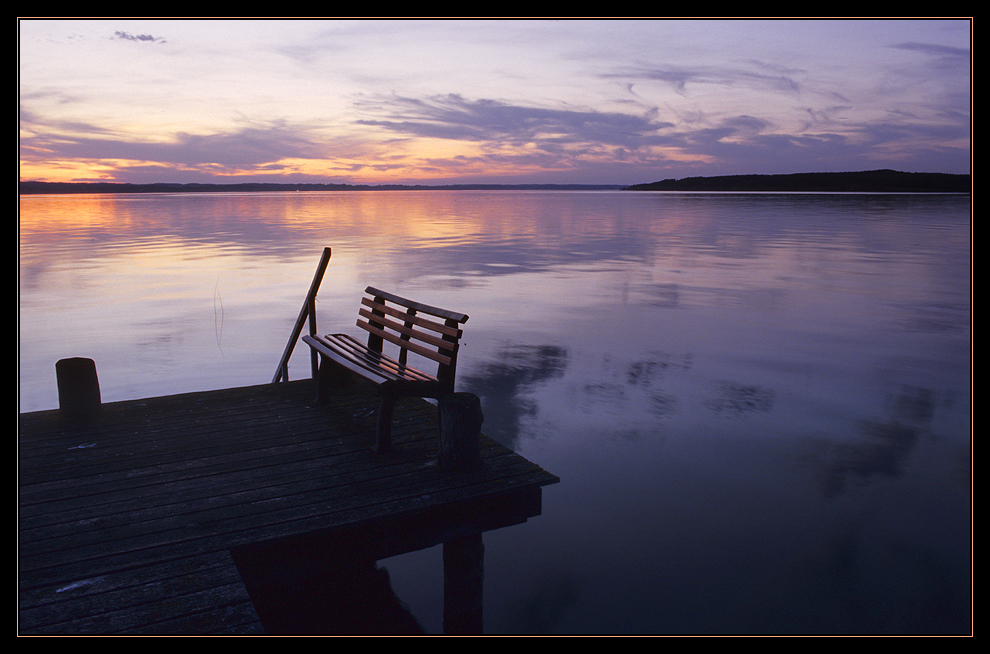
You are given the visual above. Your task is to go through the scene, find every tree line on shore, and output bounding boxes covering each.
[622,169,969,193]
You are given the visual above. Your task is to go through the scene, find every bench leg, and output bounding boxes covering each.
[314,355,352,404]
[314,356,331,404]
[373,394,396,454]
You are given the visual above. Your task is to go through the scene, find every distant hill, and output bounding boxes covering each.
[18,181,625,194]
[623,170,970,193]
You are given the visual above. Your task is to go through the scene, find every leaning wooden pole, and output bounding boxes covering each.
[272,247,332,383]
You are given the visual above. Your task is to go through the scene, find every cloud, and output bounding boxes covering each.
[112,30,166,44]
[604,63,803,94]
[343,93,706,182]
[352,90,928,181]
[354,93,674,149]
[889,42,969,59]
[20,115,330,171]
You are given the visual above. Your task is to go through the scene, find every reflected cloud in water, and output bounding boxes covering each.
[460,344,569,448]
[704,380,775,417]
[807,385,942,499]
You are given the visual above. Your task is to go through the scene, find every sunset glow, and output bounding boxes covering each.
[18,19,971,186]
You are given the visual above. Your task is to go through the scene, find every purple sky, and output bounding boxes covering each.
[19,19,971,186]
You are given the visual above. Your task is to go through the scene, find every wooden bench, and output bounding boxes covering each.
[302,286,469,454]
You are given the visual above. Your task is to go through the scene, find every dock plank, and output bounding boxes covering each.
[18,379,558,634]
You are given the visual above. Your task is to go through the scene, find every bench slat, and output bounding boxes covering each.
[357,307,459,352]
[304,335,391,383]
[365,286,469,324]
[329,333,437,382]
[304,334,437,383]
[360,297,463,337]
[358,322,453,366]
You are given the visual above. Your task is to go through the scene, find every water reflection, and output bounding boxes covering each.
[19,190,970,633]
[460,344,569,448]
[808,384,940,499]
[564,349,693,441]
[704,380,775,417]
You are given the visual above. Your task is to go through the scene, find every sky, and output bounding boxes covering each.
[18,18,972,186]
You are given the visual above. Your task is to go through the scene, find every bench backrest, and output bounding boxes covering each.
[357,286,469,382]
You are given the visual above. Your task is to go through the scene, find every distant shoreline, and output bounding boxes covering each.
[17,181,625,195]
[622,169,970,193]
[17,170,970,195]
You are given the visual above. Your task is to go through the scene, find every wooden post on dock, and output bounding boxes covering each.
[55,357,101,420]
[438,393,483,472]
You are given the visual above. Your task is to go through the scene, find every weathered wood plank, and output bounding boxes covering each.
[19,551,261,635]
[19,447,544,574]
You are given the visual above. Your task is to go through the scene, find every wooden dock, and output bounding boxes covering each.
[18,378,559,635]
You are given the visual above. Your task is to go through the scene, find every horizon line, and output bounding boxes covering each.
[17,169,972,188]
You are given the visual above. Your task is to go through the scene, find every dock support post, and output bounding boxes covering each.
[443,532,484,634]
[55,357,101,420]
[438,393,483,472]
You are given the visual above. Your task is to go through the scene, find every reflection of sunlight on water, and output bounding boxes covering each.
[18,191,971,633]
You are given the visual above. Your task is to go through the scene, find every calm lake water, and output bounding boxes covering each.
[18,190,971,634]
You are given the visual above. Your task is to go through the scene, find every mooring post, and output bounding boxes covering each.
[438,393,483,472]
[55,357,101,420]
